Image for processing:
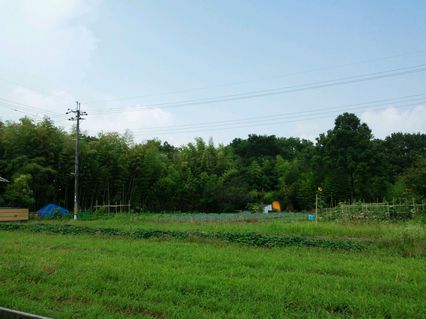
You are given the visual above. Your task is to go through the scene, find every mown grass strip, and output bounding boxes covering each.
[0,223,364,250]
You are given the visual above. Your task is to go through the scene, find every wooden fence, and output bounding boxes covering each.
[321,201,425,221]
[0,208,29,222]
[93,201,131,214]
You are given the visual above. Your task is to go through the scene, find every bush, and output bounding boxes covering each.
[247,203,263,213]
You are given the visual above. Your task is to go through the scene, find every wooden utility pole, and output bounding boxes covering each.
[67,101,87,220]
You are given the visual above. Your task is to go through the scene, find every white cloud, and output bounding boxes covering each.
[0,1,177,141]
[0,86,73,124]
[2,86,174,142]
[85,106,173,138]
[13,86,74,110]
[361,105,426,139]
[20,0,92,29]
[291,117,334,141]
[0,0,99,86]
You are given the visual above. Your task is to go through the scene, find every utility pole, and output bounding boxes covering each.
[67,101,87,220]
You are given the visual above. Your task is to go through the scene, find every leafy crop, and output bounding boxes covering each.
[0,223,364,250]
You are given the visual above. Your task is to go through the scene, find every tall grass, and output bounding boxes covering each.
[39,214,426,254]
[0,232,425,319]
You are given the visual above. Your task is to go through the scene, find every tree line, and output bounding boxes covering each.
[0,113,425,212]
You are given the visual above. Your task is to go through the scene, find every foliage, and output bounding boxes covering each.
[3,174,34,207]
[0,222,364,250]
[401,156,426,198]
[246,202,263,213]
[315,113,386,203]
[381,132,426,180]
[0,114,425,212]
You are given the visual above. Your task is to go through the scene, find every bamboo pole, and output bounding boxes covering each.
[315,193,318,223]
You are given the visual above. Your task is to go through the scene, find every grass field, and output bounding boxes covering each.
[0,213,425,318]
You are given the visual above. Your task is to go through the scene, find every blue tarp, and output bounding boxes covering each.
[37,204,70,218]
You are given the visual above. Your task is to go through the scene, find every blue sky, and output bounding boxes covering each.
[0,0,425,145]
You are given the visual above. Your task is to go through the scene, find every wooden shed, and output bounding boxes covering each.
[0,208,29,222]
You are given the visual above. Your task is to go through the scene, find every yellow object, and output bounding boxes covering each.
[318,187,323,192]
[272,201,281,212]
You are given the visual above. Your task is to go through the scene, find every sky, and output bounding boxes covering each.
[0,0,426,146]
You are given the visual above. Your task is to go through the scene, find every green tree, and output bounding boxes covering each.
[401,156,426,198]
[316,113,383,203]
[381,132,426,181]
[4,174,34,207]
[0,114,423,213]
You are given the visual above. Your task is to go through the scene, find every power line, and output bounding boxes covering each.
[132,102,424,137]
[128,93,426,133]
[132,64,426,110]
[91,63,426,114]
[1,61,425,121]
[0,97,65,118]
[1,50,425,117]
[0,97,64,116]
[81,49,426,104]
[129,99,426,136]
[0,102,45,119]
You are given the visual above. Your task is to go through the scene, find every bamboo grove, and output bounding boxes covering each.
[0,113,425,212]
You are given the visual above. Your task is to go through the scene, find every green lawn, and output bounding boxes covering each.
[0,215,425,318]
